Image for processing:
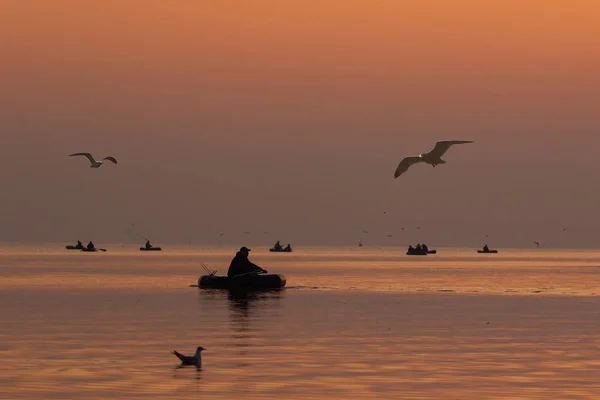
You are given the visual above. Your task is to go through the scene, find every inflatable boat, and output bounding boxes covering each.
[406,249,437,256]
[477,249,498,254]
[140,247,162,251]
[269,248,292,253]
[65,245,83,250]
[198,274,286,290]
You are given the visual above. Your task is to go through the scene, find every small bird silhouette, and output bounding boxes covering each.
[533,241,540,248]
[172,346,205,367]
[394,140,473,177]
[70,153,117,168]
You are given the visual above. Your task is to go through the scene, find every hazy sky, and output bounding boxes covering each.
[1,1,600,247]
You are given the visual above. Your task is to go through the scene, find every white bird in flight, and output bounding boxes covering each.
[70,153,118,168]
[394,140,473,178]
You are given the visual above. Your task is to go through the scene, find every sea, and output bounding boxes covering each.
[1,244,600,399]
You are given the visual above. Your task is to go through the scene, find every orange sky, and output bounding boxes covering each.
[1,1,600,246]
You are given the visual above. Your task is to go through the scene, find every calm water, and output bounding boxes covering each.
[2,244,600,399]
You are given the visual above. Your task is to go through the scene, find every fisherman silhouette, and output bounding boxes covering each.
[227,247,267,278]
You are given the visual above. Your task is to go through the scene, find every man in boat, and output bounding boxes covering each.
[145,240,153,249]
[284,244,292,252]
[415,243,423,253]
[87,241,95,250]
[483,244,489,252]
[422,243,429,253]
[407,245,415,254]
[227,246,268,278]
[273,241,283,251]
[76,240,83,249]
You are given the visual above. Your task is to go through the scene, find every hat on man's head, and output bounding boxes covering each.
[239,246,251,252]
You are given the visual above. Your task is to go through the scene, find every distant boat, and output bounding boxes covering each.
[140,247,162,251]
[406,248,436,256]
[269,247,292,253]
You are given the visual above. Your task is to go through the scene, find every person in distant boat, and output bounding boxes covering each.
[145,240,153,249]
[76,240,83,249]
[274,241,283,251]
[483,244,489,252]
[408,245,415,253]
[87,241,95,250]
[227,246,268,278]
[415,243,423,253]
[422,243,429,253]
[284,244,292,252]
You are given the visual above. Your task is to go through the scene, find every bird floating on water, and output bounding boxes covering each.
[172,346,205,367]
[70,153,117,168]
[394,140,473,178]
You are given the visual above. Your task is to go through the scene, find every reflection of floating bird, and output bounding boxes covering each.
[172,346,205,367]
[70,153,117,168]
[394,140,473,177]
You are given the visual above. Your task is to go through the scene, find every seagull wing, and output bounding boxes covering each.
[427,140,473,159]
[70,153,97,164]
[394,156,424,178]
[103,156,118,164]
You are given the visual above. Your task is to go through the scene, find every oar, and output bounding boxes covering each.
[232,270,266,279]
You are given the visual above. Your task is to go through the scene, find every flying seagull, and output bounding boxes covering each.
[70,153,117,168]
[394,140,473,178]
[172,346,205,367]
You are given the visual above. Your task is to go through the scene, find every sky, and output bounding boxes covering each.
[1,1,600,247]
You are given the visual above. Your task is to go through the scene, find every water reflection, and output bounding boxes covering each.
[198,288,284,368]
[227,289,283,369]
[227,289,284,320]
